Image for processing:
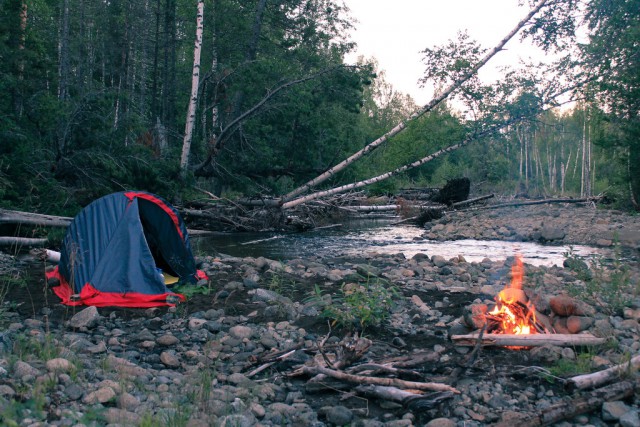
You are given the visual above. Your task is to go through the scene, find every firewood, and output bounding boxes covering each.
[299,366,459,393]
[567,354,640,391]
[451,333,606,347]
[354,385,455,411]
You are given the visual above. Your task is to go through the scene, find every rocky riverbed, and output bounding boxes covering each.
[0,203,639,427]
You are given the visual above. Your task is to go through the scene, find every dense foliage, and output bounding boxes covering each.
[0,0,638,213]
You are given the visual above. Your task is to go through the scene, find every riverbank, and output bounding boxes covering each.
[424,202,640,249]
[0,203,639,426]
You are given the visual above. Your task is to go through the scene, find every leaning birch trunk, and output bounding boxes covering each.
[281,0,550,204]
[282,120,507,209]
[179,0,204,178]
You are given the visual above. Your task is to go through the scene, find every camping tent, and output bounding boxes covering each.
[47,191,207,307]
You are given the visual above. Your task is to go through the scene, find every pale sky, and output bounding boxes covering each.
[344,0,547,105]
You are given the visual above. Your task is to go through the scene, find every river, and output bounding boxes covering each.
[194,219,611,267]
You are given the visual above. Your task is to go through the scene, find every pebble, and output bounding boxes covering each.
[1,204,639,426]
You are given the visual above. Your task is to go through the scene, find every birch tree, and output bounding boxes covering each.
[180,0,205,178]
[280,0,550,208]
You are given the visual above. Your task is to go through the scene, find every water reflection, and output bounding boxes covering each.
[194,219,610,267]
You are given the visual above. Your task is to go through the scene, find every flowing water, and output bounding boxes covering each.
[194,219,613,267]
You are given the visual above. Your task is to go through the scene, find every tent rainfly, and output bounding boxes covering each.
[47,191,207,307]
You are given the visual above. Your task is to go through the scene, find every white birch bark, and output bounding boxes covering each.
[281,123,507,209]
[180,0,205,178]
[282,0,550,204]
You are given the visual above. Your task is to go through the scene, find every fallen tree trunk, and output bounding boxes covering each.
[0,209,72,227]
[281,0,550,204]
[451,333,606,347]
[0,236,48,247]
[466,197,602,212]
[567,354,640,391]
[451,193,494,209]
[494,380,638,426]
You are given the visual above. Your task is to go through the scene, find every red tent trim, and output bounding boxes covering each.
[47,267,186,308]
[124,191,184,240]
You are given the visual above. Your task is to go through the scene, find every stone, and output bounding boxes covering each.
[0,384,16,398]
[463,304,488,329]
[13,360,39,378]
[46,358,73,373]
[188,318,207,330]
[68,306,100,329]
[320,405,353,426]
[620,409,640,427]
[566,316,594,333]
[529,345,563,363]
[602,401,631,421]
[549,295,596,316]
[160,351,180,368]
[431,255,448,267]
[156,334,180,346]
[217,414,257,427]
[102,408,141,425]
[425,418,457,427]
[117,392,140,411]
[65,384,84,401]
[229,325,253,339]
[82,386,116,404]
[540,226,566,242]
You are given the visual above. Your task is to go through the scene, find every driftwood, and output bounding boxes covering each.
[299,365,459,393]
[451,193,494,208]
[0,209,72,227]
[0,236,48,247]
[567,354,640,391]
[0,208,213,236]
[465,196,602,212]
[494,380,638,426]
[354,385,455,411]
[30,248,61,262]
[451,333,606,347]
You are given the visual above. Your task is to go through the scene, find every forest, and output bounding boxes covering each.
[0,0,638,217]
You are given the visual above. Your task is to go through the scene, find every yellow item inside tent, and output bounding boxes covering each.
[163,272,179,285]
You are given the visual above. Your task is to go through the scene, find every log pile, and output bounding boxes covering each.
[245,333,458,413]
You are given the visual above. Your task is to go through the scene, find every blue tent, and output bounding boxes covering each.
[48,191,206,307]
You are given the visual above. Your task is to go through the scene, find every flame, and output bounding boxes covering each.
[488,255,539,335]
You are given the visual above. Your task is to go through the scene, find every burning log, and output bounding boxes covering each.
[567,354,640,391]
[451,332,606,348]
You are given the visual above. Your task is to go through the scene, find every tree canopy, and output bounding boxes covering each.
[0,0,638,214]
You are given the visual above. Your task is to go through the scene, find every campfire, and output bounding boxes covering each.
[485,255,548,335]
[452,254,606,349]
